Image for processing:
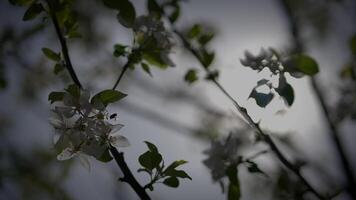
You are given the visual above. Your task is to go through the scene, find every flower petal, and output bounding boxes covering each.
[110,135,130,148]
[110,124,124,134]
[57,147,77,161]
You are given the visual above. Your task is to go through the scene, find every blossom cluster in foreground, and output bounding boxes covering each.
[48,85,129,161]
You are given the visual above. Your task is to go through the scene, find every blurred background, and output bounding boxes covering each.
[0,0,355,199]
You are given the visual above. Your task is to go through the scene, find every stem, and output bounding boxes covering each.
[109,146,151,200]
[46,0,82,88]
[112,61,131,90]
[277,0,356,199]
[45,1,150,199]
[172,28,326,200]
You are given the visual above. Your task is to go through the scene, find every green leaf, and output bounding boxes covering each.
[165,169,192,180]
[42,48,61,62]
[91,90,127,107]
[48,92,65,104]
[143,52,168,69]
[164,160,188,174]
[113,44,127,57]
[141,63,152,77]
[184,69,198,84]
[97,148,113,163]
[350,35,356,56]
[187,24,201,39]
[198,33,214,46]
[276,76,294,106]
[163,176,179,188]
[246,161,267,177]
[168,5,180,23]
[228,182,240,200]
[226,164,240,200]
[201,50,214,67]
[285,54,319,76]
[23,3,44,21]
[116,0,136,28]
[249,90,274,108]
[205,70,219,81]
[65,84,80,98]
[144,141,159,153]
[138,151,162,170]
[54,63,65,74]
[147,0,162,19]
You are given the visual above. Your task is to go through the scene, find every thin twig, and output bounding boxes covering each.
[172,28,326,200]
[277,0,356,199]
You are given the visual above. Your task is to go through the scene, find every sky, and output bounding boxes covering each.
[0,0,355,200]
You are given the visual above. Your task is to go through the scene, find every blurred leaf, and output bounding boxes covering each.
[65,84,80,98]
[23,3,43,21]
[285,54,319,76]
[184,69,198,84]
[48,92,65,104]
[42,48,61,62]
[165,169,192,180]
[246,161,267,177]
[141,63,152,77]
[187,24,201,39]
[350,34,356,56]
[91,90,127,107]
[198,33,214,46]
[113,44,127,57]
[276,76,294,106]
[249,90,274,108]
[116,1,136,28]
[169,5,180,23]
[201,50,214,67]
[97,148,113,162]
[163,176,179,188]
[205,70,219,81]
[147,0,162,19]
[226,165,240,200]
[54,63,65,74]
[144,141,159,153]
[143,52,168,68]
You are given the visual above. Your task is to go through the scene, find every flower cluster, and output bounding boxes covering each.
[240,48,281,75]
[133,15,175,67]
[49,85,129,161]
[203,134,241,181]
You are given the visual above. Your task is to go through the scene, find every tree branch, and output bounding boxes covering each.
[277,0,356,199]
[46,0,82,88]
[45,1,150,199]
[171,27,326,200]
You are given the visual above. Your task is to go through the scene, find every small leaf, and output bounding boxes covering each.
[184,69,198,84]
[97,148,113,163]
[284,54,319,76]
[187,24,201,39]
[138,151,162,170]
[165,169,192,180]
[147,0,162,19]
[163,176,179,188]
[249,90,274,108]
[246,161,267,177]
[42,48,61,62]
[116,0,136,28]
[201,50,215,67]
[205,70,219,80]
[54,63,65,74]
[113,44,127,57]
[276,75,294,106]
[141,63,152,77]
[23,3,43,21]
[143,52,168,68]
[198,33,214,46]
[144,141,159,153]
[169,5,180,23]
[65,84,80,98]
[164,160,188,175]
[91,90,127,107]
[48,92,65,104]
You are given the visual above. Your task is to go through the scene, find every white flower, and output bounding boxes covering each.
[203,134,241,181]
[108,124,130,148]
